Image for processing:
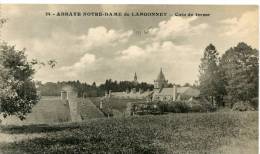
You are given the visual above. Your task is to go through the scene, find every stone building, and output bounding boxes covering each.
[107,72,153,100]
[152,69,200,102]
[108,69,200,102]
[154,68,168,89]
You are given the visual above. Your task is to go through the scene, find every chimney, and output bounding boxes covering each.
[66,91,70,100]
[173,84,177,101]
[61,90,67,100]
[109,90,112,98]
[37,90,41,97]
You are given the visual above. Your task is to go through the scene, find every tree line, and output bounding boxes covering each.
[37,79,154,97]
[199,42,258,108]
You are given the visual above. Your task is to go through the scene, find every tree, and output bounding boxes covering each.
[0,43,38,120]
[92,82,96,88]
[199,44,225,105]
[220,42,258,107]
[0,19,56,120]
[183,83,191,87]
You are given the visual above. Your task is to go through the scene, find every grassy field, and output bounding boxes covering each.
[0,96,71,125]
[90,97,144,116]
[0,111,257,154]
[78,98,104,119]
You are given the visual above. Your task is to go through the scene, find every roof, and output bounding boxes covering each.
[177,87,190,94]
[179,87,200,97]
[158,88,173,95]
[155,87,200,97]
[155,68,166,81]
[111,91,153,98]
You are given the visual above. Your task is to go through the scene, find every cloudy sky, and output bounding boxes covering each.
[1,5,259,85]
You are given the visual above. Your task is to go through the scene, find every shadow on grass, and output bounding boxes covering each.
[0,135,163,154]
[0,124,81,134]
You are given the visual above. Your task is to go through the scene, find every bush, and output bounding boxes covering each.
[187,98,216,112]
[156,99,216,113]
[133,99,216,115]
[190,104,204,112]
[157,101,190,113]
[232,101,256,111]
[250,97,258,110]
[173,101,190,113]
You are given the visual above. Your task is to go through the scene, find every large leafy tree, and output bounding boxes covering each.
[0,43,38,120]
[0,19,56,120]
[199,44,225,105]
[220,42,258,107]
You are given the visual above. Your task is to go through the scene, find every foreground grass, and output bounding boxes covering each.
[0,112,258,154]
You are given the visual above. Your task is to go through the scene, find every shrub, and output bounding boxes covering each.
[173,101,191,113]
[157,99,216,113]
[250,97,258,110]
[190,104,204,112]
[157,101,190,113]
[157,103,168,113]
[232,101,256,111]
[188,98,216,112]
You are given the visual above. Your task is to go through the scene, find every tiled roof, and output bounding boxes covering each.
[158,88,173,95]
[111,91,153,97]
[156,87,200,97]
[180,87,200,97]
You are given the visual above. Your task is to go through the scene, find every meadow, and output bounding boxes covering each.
[90,97,144,116]
[0,96,71,125]
[0,111,257,154]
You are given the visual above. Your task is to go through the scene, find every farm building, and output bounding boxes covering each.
[109,68,200,102]
[107,72,153,100]
[109,89,153,100]
[152,86,200,102]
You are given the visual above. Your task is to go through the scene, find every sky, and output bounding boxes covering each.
[1,5,259,85]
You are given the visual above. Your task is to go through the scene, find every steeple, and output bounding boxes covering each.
[154,68,168,89]
[134,72,137,82]
[133,72,138,85]
[156,68,166,81]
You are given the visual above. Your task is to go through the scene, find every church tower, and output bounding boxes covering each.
[133,72,138,85]
[154,68,168,89]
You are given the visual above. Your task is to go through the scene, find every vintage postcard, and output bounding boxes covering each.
[0,4,258,154]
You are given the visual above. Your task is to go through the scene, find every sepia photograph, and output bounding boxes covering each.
[0,4,259,153]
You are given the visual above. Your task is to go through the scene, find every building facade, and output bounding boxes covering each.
[154,68,168,89]
[108,69,200,102]
[152,68,200,102]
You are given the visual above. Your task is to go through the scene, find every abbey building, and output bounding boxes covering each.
[108,68,200,102]
[152,69,200,102]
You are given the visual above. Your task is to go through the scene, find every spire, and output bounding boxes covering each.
[134,72,138,83]
[156,67,166,81]
[154,67,168,89]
